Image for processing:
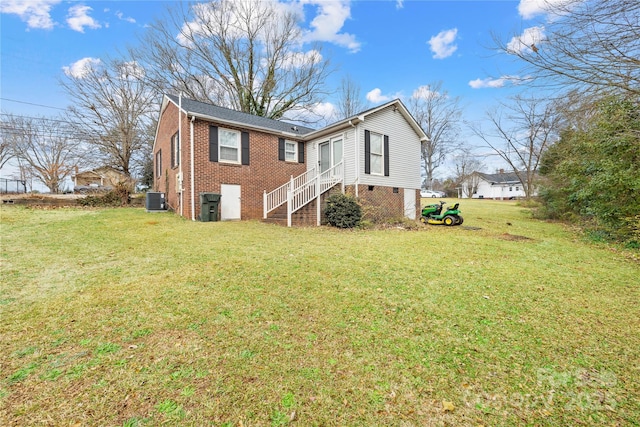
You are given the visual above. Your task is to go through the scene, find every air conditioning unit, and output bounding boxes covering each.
[146,192,166,211]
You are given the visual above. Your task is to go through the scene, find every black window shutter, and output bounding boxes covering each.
[241,131,250,165]
[209,126,218,162]
[384,135,390,176]
[298,142,304,163]
[278,138,285,161]
[364,130,371,175]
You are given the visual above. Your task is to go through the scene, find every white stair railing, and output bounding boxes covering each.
[319,162,343,194]
[263,168,317,218]
[263,162,343,226]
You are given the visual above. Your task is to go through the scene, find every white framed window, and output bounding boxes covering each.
[285,140,297,162]
[369,132,384,175]
[171,132,180,168]
[219,128,240,164]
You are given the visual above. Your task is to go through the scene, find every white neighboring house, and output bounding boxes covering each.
[459,171,534,199]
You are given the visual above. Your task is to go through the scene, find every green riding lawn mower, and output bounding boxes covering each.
[420,201,463,226]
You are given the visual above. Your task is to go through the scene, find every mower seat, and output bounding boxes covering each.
[451,203,459,210]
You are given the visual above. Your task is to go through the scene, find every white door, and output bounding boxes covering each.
[318,138,343,173]
[221,184,241,220]
[404,188,416,220]
[319,141,331,173]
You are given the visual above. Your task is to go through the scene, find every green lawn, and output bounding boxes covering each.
[1,200,638,426]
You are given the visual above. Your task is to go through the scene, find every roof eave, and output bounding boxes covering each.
[188,111,310,139]
[301,117,363,141]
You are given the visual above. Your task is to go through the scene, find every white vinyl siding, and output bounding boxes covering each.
[357,107,421,189]
[304,104,422,191]
[306,131,350,174]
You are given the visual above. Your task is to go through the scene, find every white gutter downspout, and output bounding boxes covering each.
[190,115,195,221]
[349,120,359,198]
[179,93,183,217]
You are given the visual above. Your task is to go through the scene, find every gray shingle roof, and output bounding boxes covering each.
[166,94,315,136]
[477,171,522,184]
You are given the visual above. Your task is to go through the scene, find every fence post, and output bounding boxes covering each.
[287,175,293,227]
[263,190,267,219]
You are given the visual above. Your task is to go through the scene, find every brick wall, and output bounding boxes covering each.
[154,102,307,221]
[346,184,419,223]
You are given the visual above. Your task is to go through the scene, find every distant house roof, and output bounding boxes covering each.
[165,94,316,137]
[73,166,127,179]
[476,171,522,185]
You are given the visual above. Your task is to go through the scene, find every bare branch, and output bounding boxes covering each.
[468,95,561,199]
[407,81,463,188]
[134,0,333,119]
[59,56,157,177]
[495,0,640,97]
[1,114,87,193]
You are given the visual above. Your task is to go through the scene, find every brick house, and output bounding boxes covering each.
[153,94,428,226]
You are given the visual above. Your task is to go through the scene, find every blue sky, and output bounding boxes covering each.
[1,0,555,179]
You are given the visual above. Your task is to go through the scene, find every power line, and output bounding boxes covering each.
[0,98,67,111]
[0,113,85,127]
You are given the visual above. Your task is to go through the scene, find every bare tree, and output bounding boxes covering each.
[135,0,333,120]
[497,0,640,97]
[407,81,462,189]
[1,114,85,193]
[335,74,367,120]
[60,56,156,178]
[469,95,560,199]
[0,125,14,169]
[452,149,485,198]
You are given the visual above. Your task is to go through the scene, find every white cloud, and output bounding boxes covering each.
[506,25,545,54]
[366,88,391,104]
[66,4,101,33]
[428,28,458,59]
[116,11,136,24]
[62,57,101,78]
[302,1,360,53]
[396,0,404,9]
[310,101,336,119]
[281,49,323,69]
[0,0,61,30]
[518,0,575,20]
[412,85,444,100]
[119,61,145,80]
[468,75,530,89]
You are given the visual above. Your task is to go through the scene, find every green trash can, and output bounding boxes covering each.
[199,193,221,222]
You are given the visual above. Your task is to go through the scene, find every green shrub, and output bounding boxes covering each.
[325,193,362,228]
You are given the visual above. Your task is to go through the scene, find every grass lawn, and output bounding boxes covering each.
[1,199,638,426]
